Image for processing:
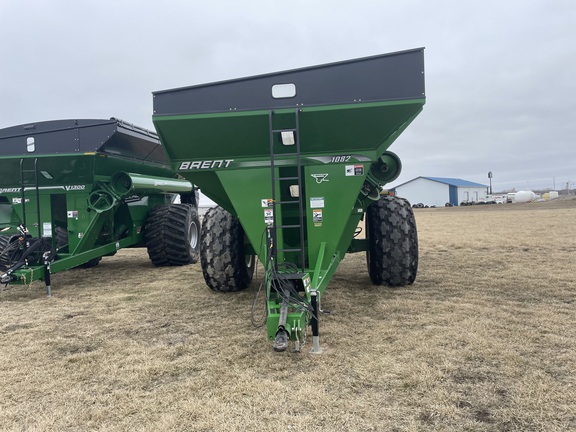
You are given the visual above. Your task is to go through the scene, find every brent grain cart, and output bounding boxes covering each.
[0,118,200,296]
[153,48,425,352]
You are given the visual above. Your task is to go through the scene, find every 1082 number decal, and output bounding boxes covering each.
[330,155,351,163]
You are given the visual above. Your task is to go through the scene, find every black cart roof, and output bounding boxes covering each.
[0,118,167,164]
[153,48,425,116]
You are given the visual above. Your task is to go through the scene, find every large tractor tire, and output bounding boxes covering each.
[144,203,200,266]
[200,206,255,292]
[366,195,418,286]
[0,235,20,271]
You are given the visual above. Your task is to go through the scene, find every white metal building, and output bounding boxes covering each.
[391,177,488,207]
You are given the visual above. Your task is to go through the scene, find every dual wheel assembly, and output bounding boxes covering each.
[144,203,201,266]
[197,195,418,293]
[0,197,417,288]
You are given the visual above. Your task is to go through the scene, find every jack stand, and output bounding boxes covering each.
[43,252,52,298]
[310,290,323,354]
[44,263,52,298]
[311,336,322,354]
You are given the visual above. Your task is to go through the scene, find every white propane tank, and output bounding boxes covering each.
[515,190,536,203]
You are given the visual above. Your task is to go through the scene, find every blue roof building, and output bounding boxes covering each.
[391,176,489,207]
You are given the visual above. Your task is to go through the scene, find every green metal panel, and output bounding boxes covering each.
[0,154,96,190]
[303,163,366,274]
[155,101,423,166]
[155,101,424,214]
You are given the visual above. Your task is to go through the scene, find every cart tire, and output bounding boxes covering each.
[0,235,17,271]
[0,235,10,256]
[144,203,200,266]
[78,257,102,268]
[200,206,255,292]
[366,195,418,286]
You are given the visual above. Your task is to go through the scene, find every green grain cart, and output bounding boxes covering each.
[0,118,200,295]
[153,48,426,352]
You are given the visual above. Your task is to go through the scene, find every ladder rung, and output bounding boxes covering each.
[271,154,298,158]
[269,109,306,271]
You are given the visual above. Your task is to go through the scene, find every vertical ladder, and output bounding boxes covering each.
[19,158,42,237]
[19,158,53,297]
[268,109,306,272]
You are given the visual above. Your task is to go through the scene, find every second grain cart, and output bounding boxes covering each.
[153,49,425,352]
[0,118,200,296]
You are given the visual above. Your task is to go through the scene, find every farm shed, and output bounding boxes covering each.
[391,177,488,207]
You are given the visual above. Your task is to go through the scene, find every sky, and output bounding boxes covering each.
[1,0,575,193]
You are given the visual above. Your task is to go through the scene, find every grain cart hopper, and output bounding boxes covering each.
[0,118,200,296]
[153,48,425,352]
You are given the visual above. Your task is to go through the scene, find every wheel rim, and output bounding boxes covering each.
[243,233,253,268]
[188,220,199,249]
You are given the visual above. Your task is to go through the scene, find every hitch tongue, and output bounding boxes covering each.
[273,326,289,352]
[1,272,11,285]
[273,288,291,352]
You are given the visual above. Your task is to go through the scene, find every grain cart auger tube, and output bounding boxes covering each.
[0,118,200,296]
[153,48,425,352]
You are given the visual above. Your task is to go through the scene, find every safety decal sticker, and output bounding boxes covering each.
[264,209,274,226]
[261,198,274,207]
[345,164,364,176]
[303,275,311,291]
[313,209,323,227]
[310,197,325,208]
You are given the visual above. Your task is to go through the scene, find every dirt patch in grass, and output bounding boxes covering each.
[1,199,575,431]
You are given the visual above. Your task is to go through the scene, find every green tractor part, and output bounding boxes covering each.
[153,48,425,352]
[0,118,200,296]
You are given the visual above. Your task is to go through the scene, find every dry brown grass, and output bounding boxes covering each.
[1,198,575,431]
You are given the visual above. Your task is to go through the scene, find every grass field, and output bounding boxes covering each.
[1,198,575,431]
